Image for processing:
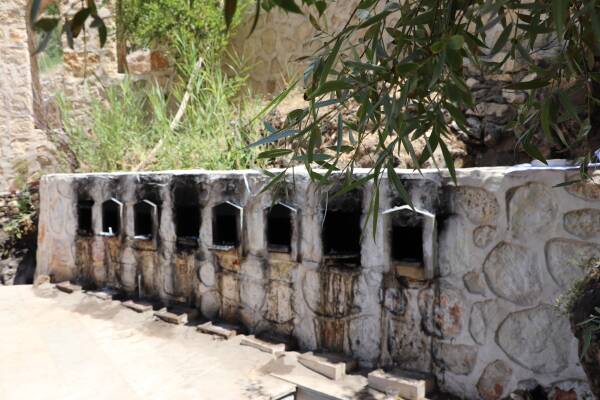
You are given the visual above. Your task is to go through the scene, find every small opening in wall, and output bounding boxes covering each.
[267,204,293,253]
[173,185,201,244]
[213,202,240,247]
[102,199,121,236]
[391,224,423,264]
[134,201,155,239]
[175,204,201,238]
[77,200,94,236]
[323,210,361,258]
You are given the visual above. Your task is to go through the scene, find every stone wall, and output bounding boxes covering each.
[56,0,120,123]
[36,166,598,398]
[230,1,360,94]
[0,0,58,193]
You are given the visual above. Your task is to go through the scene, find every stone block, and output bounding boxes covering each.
[434,343,478,375]
[367,369,427,399]
[240,335,286,355]
[453,187,499,225]
[85,291,112,301]
[121,300,153,313]
[509,183,557,239]
[196,321,237,339]
[154,309,188,325]
[496,304,571,374]
[56,281,82,294]
[545,238,600,288]
[477,360,512,400]
[483,242,542,306]
[563,209,600,239]
[297,352,355,380]
[33,274,50,287]
[394,262,427,281]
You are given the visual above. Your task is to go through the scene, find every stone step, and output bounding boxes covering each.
[196,322,238,339]
[240,335,286,356]
[33,274,50,287]
[393,369,435,395]
[85,291,112,301]
[368,369,432,400]
[154,309,188,325]
[121,300,153,313]
[297,352,356,380]
[56,281,82,294]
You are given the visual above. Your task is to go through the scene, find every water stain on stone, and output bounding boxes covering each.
[316,265,360,353]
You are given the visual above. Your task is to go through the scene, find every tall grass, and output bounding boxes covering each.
[58,40,264,172]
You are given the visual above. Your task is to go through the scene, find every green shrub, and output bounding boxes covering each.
[120,0,249,60]
[59,40,264,172]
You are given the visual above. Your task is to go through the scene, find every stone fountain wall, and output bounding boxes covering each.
[36,167,599,399]
[0,0,59,193]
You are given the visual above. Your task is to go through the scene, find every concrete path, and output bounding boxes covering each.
[0,285,295,400]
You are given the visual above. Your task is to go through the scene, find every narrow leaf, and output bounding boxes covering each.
[336,113,344,154]
[34,31,53,55]
[224,0,237,30]
[259,170,286,194]
[552,0,568,38]
[71,8,91,38]
[273,0,303,14]
[506,79,550,90]
[308,80,353,99]
[372,184,380,241]
[439,139,457,184]
[34,18,59,32]
[90,16,107,47]
[522,140,548,164]
[387,164,413,208]
[447,34,464,50]
[258,149,293,159]
[248,0,262,36]
[30,0,41,23]
[248,129,299,148]
[250,78,299,124]
[318,37,343,88]
[491,23,512,55]
[540,98,553,140]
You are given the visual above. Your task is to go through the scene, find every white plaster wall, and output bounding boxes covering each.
[36,167,599,398]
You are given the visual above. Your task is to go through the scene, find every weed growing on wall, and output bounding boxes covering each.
[2,191,36,244]
[58,38,264,172]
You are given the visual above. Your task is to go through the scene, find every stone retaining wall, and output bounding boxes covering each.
[36,167,598,398]
[0,0,58,193]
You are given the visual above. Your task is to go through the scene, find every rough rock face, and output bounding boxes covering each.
[453,187,499,225]
[497,304,571,374]
[0,0,59,192]
[482,242,542,306]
